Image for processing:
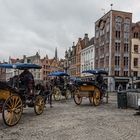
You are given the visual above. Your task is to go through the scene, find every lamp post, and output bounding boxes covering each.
[131,70,133,89]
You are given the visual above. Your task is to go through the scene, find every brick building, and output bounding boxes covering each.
[95,10,132,91]
[131,21,140,78]
[65,34,89,77]
[40,48,64,81]
[67,42,76,77]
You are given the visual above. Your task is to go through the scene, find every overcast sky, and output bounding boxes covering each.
[0,0,140,61]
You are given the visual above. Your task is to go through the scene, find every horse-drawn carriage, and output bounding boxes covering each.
[48,72,71,101]
[73,69,108,106]
[0,63,45,126]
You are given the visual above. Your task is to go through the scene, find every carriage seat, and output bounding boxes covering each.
[0,81,13,90]
[76,81,95,86]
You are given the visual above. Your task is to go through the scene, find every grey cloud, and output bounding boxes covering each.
[0,0,140,61]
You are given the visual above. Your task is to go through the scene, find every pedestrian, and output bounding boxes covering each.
[44,81,53,108]
[118,84,123,92]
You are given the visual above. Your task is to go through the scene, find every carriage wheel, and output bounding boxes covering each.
[73,90,82,105]
[65,89,71,99]
[93,87,101,106]
[53,87,61,101]
[2,95,23,126]
[34,95,45,115]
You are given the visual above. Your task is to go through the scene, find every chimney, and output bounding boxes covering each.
[73,42,75,46]
[78,38,82,41]
[84,33,88,38]
[84,33,89,47]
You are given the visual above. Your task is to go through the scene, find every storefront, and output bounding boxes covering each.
[108,76,130,92]
[115,77,130,91]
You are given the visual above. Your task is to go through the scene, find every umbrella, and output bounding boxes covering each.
[82,69,108,75]
[13,63,42,69]
[0,64,13,69]
[48,72,69,76]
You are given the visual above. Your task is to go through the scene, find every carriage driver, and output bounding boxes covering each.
[96,74,104,86]
[19,68,35,95]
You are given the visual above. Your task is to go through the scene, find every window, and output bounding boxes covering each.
[133,71,138,77]
[133,32,139,38]
[115,16,122,31]
[124,18,130,32]
[115,31,120,39]
[100,58,104,66]
[124,43,129,53]
[115,42,120,53]
[106,23,110,33]
[106,56,109,65]
[91,62,93,70]
[124,32,129,42]
[124,71,128,76]
[115,71,119,76]
[115,56,120,66]
[100,46,104,58]
[134,45,138,53]
[106,43,109,55]
[124,18,130,43]
[134,58,138,67]
[95,30,99,38]
[124,57,128,67]
[106,32,110,43]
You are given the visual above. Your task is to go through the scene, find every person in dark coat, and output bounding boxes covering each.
[43,81,53,108]
[19,69,35,95]
[96,74,104,86]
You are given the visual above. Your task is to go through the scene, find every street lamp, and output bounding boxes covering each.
[131,70,133,89]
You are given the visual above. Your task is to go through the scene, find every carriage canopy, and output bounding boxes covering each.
[48,72,69,76]
[82,69,108,75]
[0,63,42,69]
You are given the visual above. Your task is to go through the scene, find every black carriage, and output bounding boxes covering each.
[48,72,71,101]
[73,69,108,106]
[0,63,45,126]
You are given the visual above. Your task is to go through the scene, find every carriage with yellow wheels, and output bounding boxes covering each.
[0,63,45,126]
[48,72,71,101]
[73,69,108,106]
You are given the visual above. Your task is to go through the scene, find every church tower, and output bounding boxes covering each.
[55,47,58,60]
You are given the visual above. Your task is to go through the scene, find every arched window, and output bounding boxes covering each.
[115,16,122,39]
[115,16,122,31]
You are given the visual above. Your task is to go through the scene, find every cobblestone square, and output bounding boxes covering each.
[0,93,140,140]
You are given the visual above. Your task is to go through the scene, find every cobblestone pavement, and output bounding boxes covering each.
[0,93,140,140]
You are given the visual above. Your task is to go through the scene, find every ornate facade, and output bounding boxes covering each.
[95,10,132,91]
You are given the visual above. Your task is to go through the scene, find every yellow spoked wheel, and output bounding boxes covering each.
[65,89,71,100]
[93,87,101,106]
[73,90,82,105]
[2,95,23,126]
[53,87,61,101]
[34,95,45,115]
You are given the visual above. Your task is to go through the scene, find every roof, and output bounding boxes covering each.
[87,37,94,46]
